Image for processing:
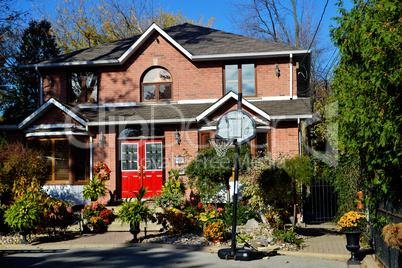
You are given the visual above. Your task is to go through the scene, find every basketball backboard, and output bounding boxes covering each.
[215,110,256,145]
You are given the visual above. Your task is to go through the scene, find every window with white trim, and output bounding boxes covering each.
[141,68,172,102]
[224,64,256,96]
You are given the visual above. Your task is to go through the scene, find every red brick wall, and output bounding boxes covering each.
[269,121,300,159]
[32,106,82,126]
[38,32,297,105]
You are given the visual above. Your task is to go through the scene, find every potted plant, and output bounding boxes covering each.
[337,211,367,265]
[83,163,111,201]
[4,192,43,244]
[118,186,151,242]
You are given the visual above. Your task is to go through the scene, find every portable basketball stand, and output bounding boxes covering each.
[215,93,266,261]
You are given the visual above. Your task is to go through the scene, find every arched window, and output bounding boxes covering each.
[141,68,172,101]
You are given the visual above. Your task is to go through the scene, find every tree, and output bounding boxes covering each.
[37,0,215,53]
[185,146,252,203]
[330,0,402,215]
[0,20,59,119]
[229,0,335,96]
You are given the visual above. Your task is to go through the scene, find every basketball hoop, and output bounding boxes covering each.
[209,138,233,157]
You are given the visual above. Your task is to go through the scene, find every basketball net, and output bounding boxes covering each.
[209,138,233,157]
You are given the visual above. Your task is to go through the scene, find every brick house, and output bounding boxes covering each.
[0,23,312,204]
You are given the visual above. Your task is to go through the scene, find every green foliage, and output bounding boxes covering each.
[0,143,49,205]
[331,160,364,220]
[117,186,151,226]
[162,208,198,235]
[186,146,252,202]
[1,20,59,119]
[153,169,186,211]
[4,190,44,231]
[153,192,184,211]
[273,228,303,247]
[236,232,254,243]
[82,174,107,201]
[330,0,402,216]
[163,169,186,195]
[221,202,259,227]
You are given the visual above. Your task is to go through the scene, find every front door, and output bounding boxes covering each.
[121,139,163,198]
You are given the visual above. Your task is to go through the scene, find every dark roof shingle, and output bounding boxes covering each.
[37,23,306,66]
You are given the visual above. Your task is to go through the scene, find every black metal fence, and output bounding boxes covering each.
[372,202,402,268]
[303,179,337,223]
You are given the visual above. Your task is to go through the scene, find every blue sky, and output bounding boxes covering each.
[19,0,350,39]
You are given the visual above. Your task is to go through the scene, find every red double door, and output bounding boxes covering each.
[121,139,163,199]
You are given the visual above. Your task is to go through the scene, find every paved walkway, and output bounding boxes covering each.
[0,222,379,267]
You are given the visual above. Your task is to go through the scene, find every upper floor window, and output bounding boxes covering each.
[225,64,255,96]
[70,72,98,103]
[141,68,172,102]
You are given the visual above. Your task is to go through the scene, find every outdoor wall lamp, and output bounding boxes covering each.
[100,132,106,148]
[175,130,181,145]
[275,63,280,77]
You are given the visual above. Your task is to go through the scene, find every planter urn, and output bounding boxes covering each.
[130,223,140,243]
[344,231,362,265]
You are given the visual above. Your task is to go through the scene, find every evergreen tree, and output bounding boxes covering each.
[1,20,59,119]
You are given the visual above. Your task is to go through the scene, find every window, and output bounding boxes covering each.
[224,64,255,96]
[70,72,98,103]
[141,68,172,101]
[28,138,89,184]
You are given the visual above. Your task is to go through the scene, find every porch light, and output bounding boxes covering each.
[175,130,181,145]
[100,132,106,148]
[275,63,280,77]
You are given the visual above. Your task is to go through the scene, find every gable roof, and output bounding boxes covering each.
[195,91,271,121]
[18,98,87,129]
[23,23,310,68]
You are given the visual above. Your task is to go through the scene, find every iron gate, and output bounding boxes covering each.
[303,179,337,223]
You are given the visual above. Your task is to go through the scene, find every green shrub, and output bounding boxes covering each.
[4,190,44,231]
[273,228,303,247]
[153,192,184,211]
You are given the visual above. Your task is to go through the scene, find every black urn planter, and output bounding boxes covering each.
[130,223,140,243]
[344,231,362,265]
[19,229,30,244]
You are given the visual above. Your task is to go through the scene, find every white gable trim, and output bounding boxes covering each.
[18,98,87,129]
[195,91,271,121]
[118,23,193,63]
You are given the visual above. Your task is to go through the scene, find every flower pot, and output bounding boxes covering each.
[130,223,140,243]
[19,229,30,244]
[344,231,362,265]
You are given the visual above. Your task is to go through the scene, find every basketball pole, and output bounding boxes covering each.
[230,93,242,256]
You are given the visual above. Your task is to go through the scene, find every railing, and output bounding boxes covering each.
[372,202,402,268]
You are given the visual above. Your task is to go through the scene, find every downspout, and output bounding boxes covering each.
[87,125,93,179]
[289,54,293,99]
[298,117,303,223]
[35,66,43,106]
[298,118,302,155]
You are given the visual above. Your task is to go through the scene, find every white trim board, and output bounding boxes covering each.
[18,98,87,129]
